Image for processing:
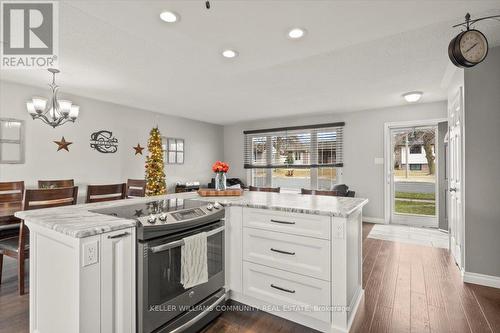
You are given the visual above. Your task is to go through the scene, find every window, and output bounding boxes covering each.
[162,137,184,164]
[409,145,422,154]
[244,122,344,190]
[0,119,24,164]
[410,164,422,171]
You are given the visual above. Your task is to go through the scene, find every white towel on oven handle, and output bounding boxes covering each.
[180,232,208,289]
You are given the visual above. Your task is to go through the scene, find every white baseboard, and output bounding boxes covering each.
[363,216,385,224]
[463,271,500,289]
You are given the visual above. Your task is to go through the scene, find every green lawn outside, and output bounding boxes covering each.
[395,200,436,216]
[395,191,435,200]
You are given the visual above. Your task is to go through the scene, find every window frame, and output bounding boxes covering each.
[246,128,343,191]
[0,118,25,164]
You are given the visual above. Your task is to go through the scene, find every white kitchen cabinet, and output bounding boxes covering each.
[100,229,136,333]
[25,223,136,333]
[226,207,364,333]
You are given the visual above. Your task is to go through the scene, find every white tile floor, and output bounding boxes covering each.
[367,224,449,248]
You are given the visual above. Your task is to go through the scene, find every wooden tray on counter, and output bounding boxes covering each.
[197,188,243,197]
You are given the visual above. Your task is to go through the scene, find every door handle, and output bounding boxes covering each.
[449,188,457,192]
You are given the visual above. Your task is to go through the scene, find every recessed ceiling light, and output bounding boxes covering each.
[222,49,238,58]
[160,11,178,23]
[288,28,306,39]
[402,91,423,103]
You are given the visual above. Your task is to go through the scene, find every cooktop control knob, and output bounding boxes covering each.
[159,213,168,222]
[206,203,214,211]
[213,202,222,210]
[147,215,157,224]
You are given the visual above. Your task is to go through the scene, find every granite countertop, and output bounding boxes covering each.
[16,191,368,238]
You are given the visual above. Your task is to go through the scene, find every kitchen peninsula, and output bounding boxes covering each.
[16,191,368,333]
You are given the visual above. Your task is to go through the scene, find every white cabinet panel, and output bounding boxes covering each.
[243,208,331,240]
[242,262,331,322]
[243,227,330,281]
[100,228,135,333]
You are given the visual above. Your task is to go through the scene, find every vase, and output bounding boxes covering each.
[215,172,227,191]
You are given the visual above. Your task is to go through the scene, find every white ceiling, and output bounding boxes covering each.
[1,0,500,124]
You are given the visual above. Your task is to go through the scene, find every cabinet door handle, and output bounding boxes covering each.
[270,284,295,294]
[270,219,295,225]
[270,248,295,256]
[107,232,129,239]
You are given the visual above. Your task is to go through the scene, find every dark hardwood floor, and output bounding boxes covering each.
[1,223,499,333]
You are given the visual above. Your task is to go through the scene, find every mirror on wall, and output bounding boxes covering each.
[0,118,25,164]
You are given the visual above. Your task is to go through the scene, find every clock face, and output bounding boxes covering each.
[459,30,488,64]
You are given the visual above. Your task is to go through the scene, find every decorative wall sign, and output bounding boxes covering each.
[90,130,118,153]
[54,137,73,152]
[133,143,144,155]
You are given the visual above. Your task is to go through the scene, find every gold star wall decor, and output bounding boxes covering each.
[54,137,73,152]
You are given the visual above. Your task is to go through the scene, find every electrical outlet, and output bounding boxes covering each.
[83,240,99,267]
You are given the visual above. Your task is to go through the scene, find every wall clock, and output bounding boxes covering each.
[448,13,500,68]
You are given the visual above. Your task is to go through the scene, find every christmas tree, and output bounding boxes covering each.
[145,127,167,196]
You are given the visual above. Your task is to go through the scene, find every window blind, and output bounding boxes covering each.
[244,122,344,169]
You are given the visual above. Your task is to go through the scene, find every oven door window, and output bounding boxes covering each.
[147,230,223,306]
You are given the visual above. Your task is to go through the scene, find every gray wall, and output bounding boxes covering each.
[0,80,224,195]
[464,46,500,277]
[224,102,447,219]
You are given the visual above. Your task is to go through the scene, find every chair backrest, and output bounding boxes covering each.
[38,179,75,189]
[126,179,146,198]
[332,184,349,196]
[0,181,24,204]
[24,187,79,210]
[86,183,127,203]
[248,186,280,193]
[301,188,339,197]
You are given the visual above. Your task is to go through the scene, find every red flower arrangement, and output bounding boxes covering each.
[212,161,229,173]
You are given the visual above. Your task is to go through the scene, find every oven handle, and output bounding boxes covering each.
[150,226,225,253]
[169,292,227,333]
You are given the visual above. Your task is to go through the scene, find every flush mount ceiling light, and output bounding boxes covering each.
[222,49,238,58]
[402,91,423,103]
[160,11,179,23]
[288,28,306,39]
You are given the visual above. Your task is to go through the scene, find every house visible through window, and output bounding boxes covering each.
[244,123,344,191]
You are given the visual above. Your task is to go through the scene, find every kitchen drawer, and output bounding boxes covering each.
[243,262,331,322]
[243,228,330,281]
[243,208,331,240]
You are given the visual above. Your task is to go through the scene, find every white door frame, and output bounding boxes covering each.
[384,119,448,225]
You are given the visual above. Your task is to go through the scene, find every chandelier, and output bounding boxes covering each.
[26,68,79,128]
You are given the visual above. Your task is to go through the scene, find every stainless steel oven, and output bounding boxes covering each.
[137,220,226,333]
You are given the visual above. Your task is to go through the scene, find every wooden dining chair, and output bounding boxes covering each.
[0,186,78,295]
[0,181,25,238]
[248,186,281,193]
[86,183,127,203]
[126,179,146,198]
[301,188,339,196]
[38,179,74,189]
